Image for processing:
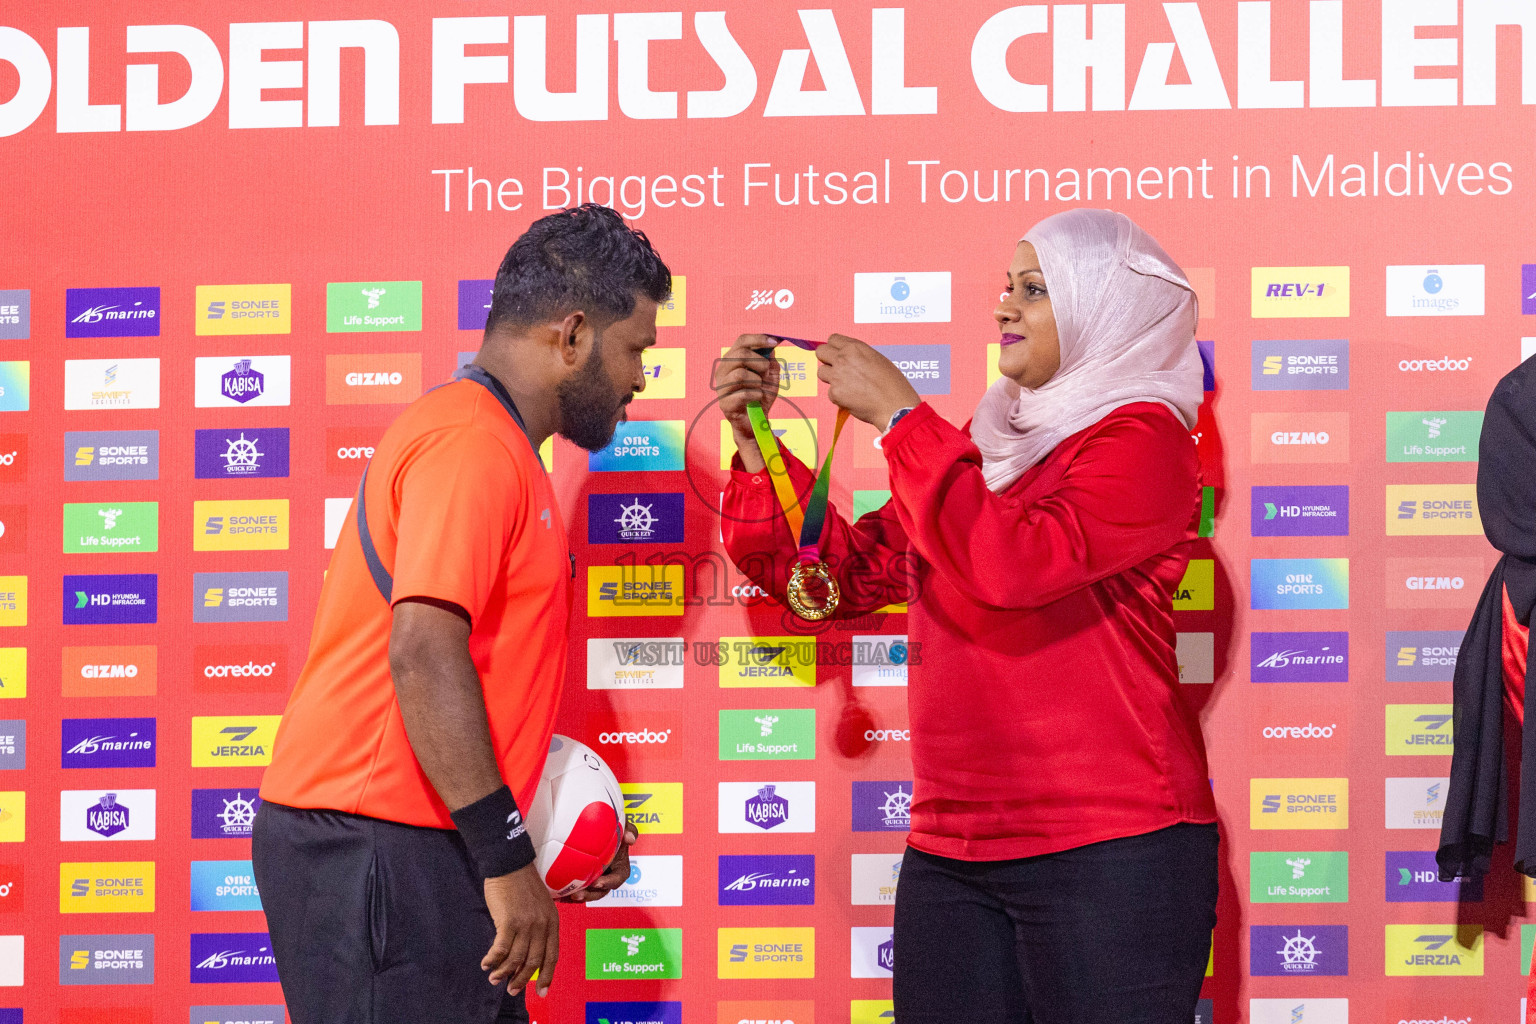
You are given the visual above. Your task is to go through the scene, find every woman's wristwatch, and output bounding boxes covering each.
[874,406,916,450]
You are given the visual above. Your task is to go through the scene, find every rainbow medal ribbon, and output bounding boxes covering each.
[746,335,851,621]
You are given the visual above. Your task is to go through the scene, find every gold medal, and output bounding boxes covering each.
[787,560,840,621]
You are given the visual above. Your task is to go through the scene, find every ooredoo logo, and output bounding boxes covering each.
[1261,723,1337,739]
[193,645,287,694]
[325,354,422,405]
[1398,356,1472,372]
[61,646,157,697]
[326,426,383,476]
[587,711,683,762]
[0,434,25,483]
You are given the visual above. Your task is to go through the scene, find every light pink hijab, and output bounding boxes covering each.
[969,208,1204,493]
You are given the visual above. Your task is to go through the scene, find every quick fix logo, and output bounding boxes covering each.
[193,500,290,552]
[583,855,682,909]
[326,425,382,476]
[0,434,25,483]
[853,781,912,832]
[1250,559,1349,611]
[1384,925,1483,976]
[718,781,814,834]
[0,289,28,340]
[852,852,903,906]
[1386,411,1481,462]
[1250,267,1350,318]
[717,927,815,979]
[1251,339,1349,390]
[58,934,155,984]
[1249,925,1348,976]
[1251,412,1350,463]
[193,571,288,623]
[63,502,158,554]
[588,421,685,472]
[59,862,154,913]
[326,281,422,333]
[189,860,262,912]
[325,353,423,405]
[853,272,950,323]
[1251,632,1348,683]
[851,926,894,978]
[585,1003,683,1024]
[61,646,157,697]
[1249,851,1348,903]
[619,783,682,834]
[1385,704,1454,755]
[587,493,684,545]
[190,716,280,767]
[1251,486,1348,537]
[65,287,160,338]
[1386,631,1462,682]
[1386,265,1485,317]
[64,430,158,482]
[1386,558,1484,609]
[59,790,156,842]
[1249,778,1349,829]
[189,932,279,984]
[193,645,286,695]
[587,566,685,617]
[193,356,291,407]
[718,854,815,906]
[1386,850,1482,903]
[1385,777,1449,829]
[585,638,686,690]
[194,428,289,480]
[457,279,493,331]
[63,358,159,410]
[190,790,261,839]
[717,637,817,688]
[873,344,951,395]
[584,928,683,980]
[61,719,156,769]
[195,285,290,336]
[188,1007,286,1024]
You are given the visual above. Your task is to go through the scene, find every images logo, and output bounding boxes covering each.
[1250,267,1350,318]
[194,428,289,480]
[873,344,952,395]
[718,637,817,688]
[1250,559,1349,610]
[457,279,493,330]
[718,781,815,834]
[585,1002,683,1024]
[853,781,913,832]
[588,421,685,472]
[583,855,682,909]
[850,633,911,687]
[1386,850,1482,903]
[193,572,288,623]
[62,502,158,554]
[0,290,28,340]
[190,860,262,912]
[585,928,683,980]
[59,790,156,842]
[587,493,684,545]
[1251,486,1348,537]
[191,790,261,839]
[1386,411,1481,462]
[62,718,156,769]
[1385,777,1448,829]
[58,862,154,913]
[851,926,894,978]
[64,430,158,482]
[1251,412,1350,463]
[325,353,423,404]
[193,500,290,551]
[718,854,815,906]
[195,285,290,335]
[720,709,815,760]
[1250,778,1349,829]
[1385,265,1485,317]
[61,645,157,697]
[1251,339,1349,390]
[717,927,815,979]
[852,853,904,906]
[1386,558,1485,609]
[191,716,280,767]
[853,272,951,323]
[586,638,686,690]
[326,281,422,332]
[57,934,155,984]
[1249,925,1348,976]
[64,358,159,409]
[1384,925,1483,976]
[1385,704,1454,755]
[1251,632,1349,683]
[619,783,682,834]
[190,932,280,983]
[1385,631,1461,683]
[193,356,291,407]
[1250,851,1348,903]
[588,566,685,618]
[65,287,160,338]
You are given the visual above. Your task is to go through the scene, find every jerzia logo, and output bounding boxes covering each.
[1385,925,1484,976]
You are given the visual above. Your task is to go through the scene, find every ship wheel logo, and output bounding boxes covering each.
[1275,930,1319,972]
[218,792,259,833]
[881,785,912,828]
[615,499,655,540]
[220,433,264,474]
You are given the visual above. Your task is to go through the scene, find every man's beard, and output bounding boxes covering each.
[556,345,628,451]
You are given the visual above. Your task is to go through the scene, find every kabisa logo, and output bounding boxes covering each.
[1386,850,1483,903]
[717,927,815,979]
[1249,267,1350,318]
[1385,704,1454,755]
[86,793,131,837]
[194,644,286,694]
[194,499,291,551]
[1250,339,1349,391]
[851,927,894,978]
[1386,411,1481,462]
[873,343,951,395]
[59,861,155,914]
[718,781,813,834]
[584,1002,683,1024]
[194,571,289,623]
[61,645,157,697]
[457,279,494,331]
[852,781,913,832]
[59,789,156,842]
[195,284,291,336]
[190,860,262,912]
[1251,632,1349,683]
[190,933,280,984]
[1385,265,1485,317]
[191,789,262,839]
[64,358,159,410]
[61,718,156,769]
[65,287,160,338]
[1250,778,1349,830]
[1385,777,1448,829]
[588,421,686,472]
[1385,925,1484,976]
[620,783,683,834]
[745,785,790,830]
[222,360,262,402]
[1249,925,1348,976]
[585,928,683,980]
[718,854,816,906]
[0,289,28,340]
[194,428,290,480]
[587,493,685,545]
[191,716,280,767]
[1249,851,1349,903]
[326,281,423,332]
[1250,559,1349,611]
[588,566,685,618]
[64,430,159,482]
[853,272,951,323]
[57,934,156,985]
[194,356,291,407]
[1385,631,1462,683]
[1251,485,1349,538]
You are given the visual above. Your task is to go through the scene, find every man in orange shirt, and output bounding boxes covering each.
[253,205,669,1024]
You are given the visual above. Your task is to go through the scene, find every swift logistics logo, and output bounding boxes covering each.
[62,719,156,769]
[1386,411,1481,462]
[587,493,685,545]
[189,932,279,983]
[717,927,815,979]
[1250,267,1350,318]
[589,421,685,472]
[853,272,951,323]
[59,789,156,841]
[195,285,290,335]
[719,709,815,760]
[194,428,289,479]
[190,716,280,767]
[584,1003,683,1024]
[1249,1000,1349,1024]
[1386,777,1449,829]
[581,855,681,909]
[194,572,288,623]
[585,928,683,980]
[873,344,951,394]
[1250,778,1349,829]
[61,645,157,697]
[851,926,895,978]
[191,790,261,839]
[852,853,904,905]
[1385,704,1454,755]
[193,356,291,407]
[1386,631,1462,682]
[1249,851,1348,903]
[587,566,685,617]
[1251,486,1348,537]
[1251,339,1349,390]
[1384,926,1483,976]
[65,287,160,338]
[1250,412,1350,463]
[325,353,423,404]
[0,289,27,340]
[718,854,816,906]
[193,500,290,551]
[1387,485,1481,536]
[58,933,155,984]
[62,502,158,554]
[64,358,158,409]
[1386,850,1482,902]
[1385,265,1485,316]
[1250,632,1349,683]
[719,782,815,833]
[64,430,159,481]
[619,783,682,834]
[326,281,422,332]
[58,862,154,913]
[718,637,817,688]
[189,860,262,911]
[1250,559,1349,610]
[1249,925,1348,976]
[853,781,914,832]
[586,638,686,690]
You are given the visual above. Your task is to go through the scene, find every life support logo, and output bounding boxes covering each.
[195,284,291,336]
[61,646,157,697]
[719,709,815,760]
[193,500,290,552]
[325,353,422,404]
[717,927,815,979]
[1249,778,1349,830]
[1249,850,1349,904]
[1386,412,1482,463]
[326,281,423,333]
[190,716,280,767]
[585,928,683,980]
[1250,267,1350,318]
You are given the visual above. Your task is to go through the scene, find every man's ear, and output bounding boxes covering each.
[555,311,588,367]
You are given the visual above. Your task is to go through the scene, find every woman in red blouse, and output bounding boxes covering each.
[718,209,1218,1022]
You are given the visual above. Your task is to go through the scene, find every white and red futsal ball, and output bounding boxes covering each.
[525,734,626,897]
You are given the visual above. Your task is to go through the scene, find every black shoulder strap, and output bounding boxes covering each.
[354,366,535,603]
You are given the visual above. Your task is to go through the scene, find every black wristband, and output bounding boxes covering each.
[450,785,537,879]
